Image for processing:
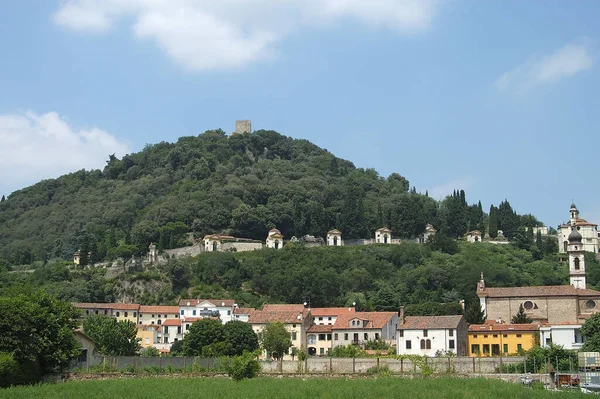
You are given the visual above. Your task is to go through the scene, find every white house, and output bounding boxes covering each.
[331,312,398,348]
[327,229,343,246]
[375,228,392,244]
[540,324,584,350]
[266,229,284,249]
[558,203,598,254]
[178,299,235,324]
[233,307,255,323]
[466,230,482,243]
[417,224,437,244]
[397,313,468,356]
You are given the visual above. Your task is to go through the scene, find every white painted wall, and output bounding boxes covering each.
[397,328,458,356]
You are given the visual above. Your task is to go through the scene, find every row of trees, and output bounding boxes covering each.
[0,129,544,266]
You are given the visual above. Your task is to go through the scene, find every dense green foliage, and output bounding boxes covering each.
[582,313,600,352]
[0,292,81,383]
[512,304,534,324]
[2,376,589,398]
[182,319,259,357]
[227,352,261,381]
[0,129,542,267]
[261,322,292,360]
[83,315,140,356]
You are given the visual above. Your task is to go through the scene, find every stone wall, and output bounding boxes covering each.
[164,245,203,258]
[220,242,263,252]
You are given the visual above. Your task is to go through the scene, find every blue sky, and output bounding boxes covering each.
[1,1,599,228]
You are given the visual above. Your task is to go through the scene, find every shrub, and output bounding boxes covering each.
[0,353,39,388]
[227,352,261,381]
[366,365,391,376]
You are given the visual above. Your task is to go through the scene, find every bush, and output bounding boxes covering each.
[0,353,40,388]
[140,347,160,357]
[227,352,260,381]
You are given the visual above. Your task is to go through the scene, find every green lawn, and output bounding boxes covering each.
[1,376,589,399]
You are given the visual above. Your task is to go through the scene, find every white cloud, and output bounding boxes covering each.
[0,111,130,195]
[496,44,593,91]
[53,0,441,71]
[430,177,474,200]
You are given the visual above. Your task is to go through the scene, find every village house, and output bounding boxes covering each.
[73,302,140,324]
[137,324,160,348]
[138,305,180,326]
[468,321,539,356]
[466,230,482,243]
[397,312,468,356]
[539,323,585,350]
[233,307,255,322]
[266,228,284,249]
[558,203,598,253]
[417,224,437,243]
[248,304,311,360]
[306,307,356,356]
[179,299,236,324]
[73,302,114,317]
[331,311,398,348]
[73,330,96,369]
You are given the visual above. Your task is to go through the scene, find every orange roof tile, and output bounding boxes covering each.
[398,315,465,330]
[233,307,255,315]
[139,306,180,314]
[307,325,334,333]
[162,319,182,326]
[73,302,140,311]
[331,312,396,330]
[478,285,600,298]
[311,307,355,317]
[248,309,308,324]
[262,304,306,312]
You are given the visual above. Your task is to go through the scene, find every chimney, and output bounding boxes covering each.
[399,306,405,324]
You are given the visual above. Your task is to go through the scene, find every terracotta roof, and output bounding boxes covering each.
[478,285,600,298]
[137,324,161,330]
[179,299,235,307]
[327,229,342,235]
[376,227,391,232]
[469,323,539,332]
[398,315,464,330]
[331,312,396,330]
[248,309,308,324]
[139,306,180,314]
[311,307,355,317]
[181,317,220,323]
[233,307,255,315]
[468,230,482,235]
[307,325,333,333]
[262,304,306,312]
[73,302,140,311]
[559,218,598,228]
[162,319,182,326]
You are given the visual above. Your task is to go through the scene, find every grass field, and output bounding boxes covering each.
[1,376,590,399]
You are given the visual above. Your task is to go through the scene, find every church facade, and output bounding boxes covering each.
[558,203,598,254]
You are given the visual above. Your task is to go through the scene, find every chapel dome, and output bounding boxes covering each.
[568,228,582,243]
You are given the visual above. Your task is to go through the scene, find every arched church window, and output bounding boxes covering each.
[420,339,426,349]
[426,339,431,349]
[586,300,596,310]
[574,258,580,270]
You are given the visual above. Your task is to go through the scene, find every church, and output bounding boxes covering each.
[558,202,598,254]
[478,217,600,349]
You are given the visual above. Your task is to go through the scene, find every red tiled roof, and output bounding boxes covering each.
[137,324,161,330]
[73,302,140,311]
[262,304,306,312]
[139,306,180,314]
[233,307,255,315]
[398,315,465,330]
[478,285,600,298]
[331,312,396,330]
[307,325,333,333]
[179,299,235,307]
[559,218,598,227]
[311,307,355,317]
[248,309,308,324]
[327,229,342,235]
[469,323,539,332]
[162,319,182,326]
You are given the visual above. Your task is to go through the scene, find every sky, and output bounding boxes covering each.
[1,0,599,228]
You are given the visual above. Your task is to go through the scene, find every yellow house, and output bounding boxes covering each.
[468,322,539,356]
[112,303,140,324]
[137,325,159,348]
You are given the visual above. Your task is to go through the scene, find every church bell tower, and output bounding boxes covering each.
[567,225,586,289]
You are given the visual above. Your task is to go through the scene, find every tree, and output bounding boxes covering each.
[511,304,533,324]
[488,205,498,239]
[183,318,224,356]
[582,313,600,352]
[140,346,160,357]
[261,322,292,360]
[0,292,81,380]
[0,195,4,202]
[464,301,486,324]
[223,320,259,356]
[170,339,185,356]
[373,285,398,311]
[83,315,140,356]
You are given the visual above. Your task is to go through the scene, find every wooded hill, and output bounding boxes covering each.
[0,129,542,266]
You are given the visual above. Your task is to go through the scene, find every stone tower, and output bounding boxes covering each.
[235,120,252,134]
[567,226,586,289]
[570,202,580,225]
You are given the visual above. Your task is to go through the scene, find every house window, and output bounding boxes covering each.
[449,340,455,349]
[319,317,323,321]
[471,344,479,354]
[186,324,190,331]
[163,326,168,334]
[152,314,154,318]
[308,335,316,344]
[344,333,348,340]
[423,330,428,337]
[523,301,534,310]
[575,257,580,270]
[493,334,498,338]
[293,324,296,328]
[516,334,522,338]
[586,300,596,310]
[483,344,490,354]
[328,317,332,321]
[292,332,297,340]
[319,334,326,341]
[158,320,162,325]
[334,333,338,340]
[327,334,332,341]
[116,312,120,317]
[406,340,412,349]
[492,344,500,356]
[503,334,507,338]
[192,310,197,316]
[399,330,404,338]
[426,339,431,349]
[176,314,179,318]
[227,310,231,315]
[375,333,380,340]
[503,344,508,353]
[104,310,107,315]
[133,312,137,317]
[145,337,149,344]
[320,348,324,355]
[473,335,477,338]
[86,310,89,315]
[180,310,184,315]
[517,344,523,352]
[483,335,488,338]
[449,329,454,337]
[177,326,182,334]
[364,333,368,340]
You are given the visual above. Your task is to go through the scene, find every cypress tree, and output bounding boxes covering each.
[0,195,4,202]
[488,205,498,239]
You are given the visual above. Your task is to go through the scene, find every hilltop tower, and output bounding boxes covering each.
[567,225,586,289]
[235,120,251,134]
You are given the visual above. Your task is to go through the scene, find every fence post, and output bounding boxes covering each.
[159,356,162,370]
[304,358,308,373]
[377,357,380,369]
[472,357,475,373]
[329,357,333,374]
[499,355,503,374]
[524,358,527,374]
[353,356,356,374]
[401,358,404,373]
